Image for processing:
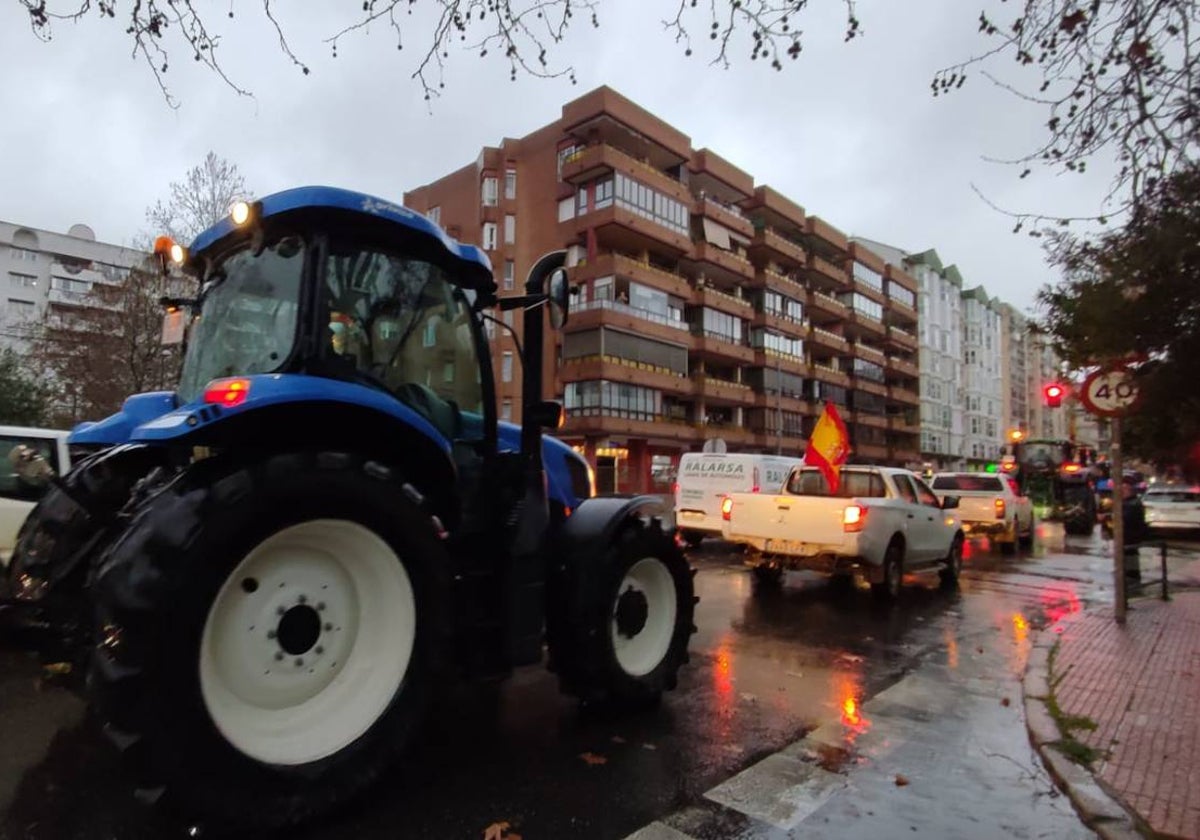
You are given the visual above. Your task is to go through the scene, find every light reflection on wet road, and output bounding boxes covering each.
[0,528,1193,840]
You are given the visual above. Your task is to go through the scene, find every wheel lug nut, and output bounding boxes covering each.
[294,658,304,667]
[298,594,307,604]
[315,646,324,655]
[324,622,333,631]
[274,652,284,661]
[267,630,277,639]
[317,602,326,611]
[277,606,286,616]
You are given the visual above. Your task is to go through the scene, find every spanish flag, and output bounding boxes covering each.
[804,401,851,493]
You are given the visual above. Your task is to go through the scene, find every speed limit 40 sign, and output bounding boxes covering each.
[1080,367,1142,416]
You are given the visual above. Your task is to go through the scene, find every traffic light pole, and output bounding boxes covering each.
[1112,416,1126,624]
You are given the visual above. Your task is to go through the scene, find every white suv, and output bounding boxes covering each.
[0,425,72,567]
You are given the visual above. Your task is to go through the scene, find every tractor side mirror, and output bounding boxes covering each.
[527,400,566,430]
[547,267,570,329]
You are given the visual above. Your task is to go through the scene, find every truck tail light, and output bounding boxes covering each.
[843,504,866,532]
[995,498,1006,519]
[721,496,734,521]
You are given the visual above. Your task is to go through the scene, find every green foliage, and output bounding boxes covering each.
[0,347,50,427]
[1037,165,1200,476]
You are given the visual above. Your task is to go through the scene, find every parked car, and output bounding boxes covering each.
[719,465,964,601]
[930,471,1035,554]
[1142,485,1200,533]
[0,426,72,566]
[674,452,801,546]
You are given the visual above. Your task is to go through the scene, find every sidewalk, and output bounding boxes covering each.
[1024,558,1200,839]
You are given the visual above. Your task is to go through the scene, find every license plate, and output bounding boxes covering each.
[681,511,704,521]
[766,539,810,555]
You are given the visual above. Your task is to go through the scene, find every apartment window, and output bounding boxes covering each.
[9,273,37,288]
[594,178,614,209]
[564,381,663,422]
[503,260,515,291]
[838,292,883,321]
[427,206,441,225]
[558,197,575,222]
[699,308,744,344]
[51,276,89,294]
[503,310,514,329]
[504,214,516,245]
[8,247,36,262]
[556,144,581,179]
[504,169,517,200]
[852,358,885,383]
[482,222,498,251]
[481,176,499,206]
[5,299,34,320]
[592,277,614,301]
[887,281,915,308]
[501,351,514,382]
[423,319,437,348]
[611,173,688,236]
[852,261,884,291]
[563,327,689,376]
[501,399,513,421]
[443,362,456,383]
[484,318,496,340]
[750,328,803,358]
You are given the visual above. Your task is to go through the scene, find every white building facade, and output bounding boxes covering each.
[960,285,1004,464]
[1,221,146,352]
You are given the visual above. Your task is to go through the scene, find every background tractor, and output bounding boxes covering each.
[0,187,697,833]
[1007,438,1098,535]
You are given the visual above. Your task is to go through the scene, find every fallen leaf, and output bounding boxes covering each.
[483,821,510,840]
[1001,697,1011,707]
[895,774,910,787]
[740,692,757,703]
[579,752,608,765]
[611,735,626,744]
[785,671,804,679]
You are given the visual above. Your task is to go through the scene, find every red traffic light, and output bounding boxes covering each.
[1043,382,1064,407]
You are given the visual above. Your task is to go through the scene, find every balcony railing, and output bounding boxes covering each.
[573,297,689,332]
[888,326,917,343]
[810,289,848,311]
[695,284,753,312]
[811,325,848,346]
[853,342,887,362]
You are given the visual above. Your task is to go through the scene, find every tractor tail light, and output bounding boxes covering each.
[204,377,252,408]
[995,498,1006,519]
[843,504,866,532]
[721,497,734,521]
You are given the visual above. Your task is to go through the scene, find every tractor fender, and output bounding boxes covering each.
[553,495,669,570]
[69,392,179,446]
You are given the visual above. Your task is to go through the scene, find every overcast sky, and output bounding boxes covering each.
[0,1,1118,314]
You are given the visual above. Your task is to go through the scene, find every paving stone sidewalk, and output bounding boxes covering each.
[1026,580,1200,839]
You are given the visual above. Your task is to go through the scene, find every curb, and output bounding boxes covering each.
[1021,615,1146,839]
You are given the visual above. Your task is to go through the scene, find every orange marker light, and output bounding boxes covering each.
[203,378,252,408]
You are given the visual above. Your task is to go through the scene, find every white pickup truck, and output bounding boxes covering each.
[929,472,1034,555]
[0,425,72,568]
[719,465,965,601]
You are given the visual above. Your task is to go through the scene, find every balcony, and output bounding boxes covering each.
[692,331,756,364]
[888,416,921,435]
[752,310,808,338]
[808,325,849,353]
[886,355,919,378]
[890,448,922,465]
[886,325,919,350]
[811,362,851,389]
[853,377,889,398]
[887,298,918,327]
[807,254,849,288]
[807,289,849,322]
[698,197,755,240]
[752,349,808,376]
[560,143,692,205]
[690,241,755,281]
[750,227,808,271]
[694,285,753,317]
[47,288,118,310]
[852,342,887,365]
[753,392,810,415]
[560,357,694,397]
[846,312,887,340]
[563,413,701,444]
[580,252,692,299]
[854,443,889,461]
[887,385,921,406]
[566,301,695,347]
[692,375,753,404]
[855,412,889,429]
[564,203,693,256]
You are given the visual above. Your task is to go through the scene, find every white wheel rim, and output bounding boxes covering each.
[199,519,414,766]
[611,557,677,677]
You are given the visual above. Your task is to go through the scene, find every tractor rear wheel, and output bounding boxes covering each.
[549,516,695,707]
[86,451,450,833]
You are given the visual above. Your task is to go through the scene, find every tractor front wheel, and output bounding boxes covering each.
[86,451,450,833]
[550,517,695,707]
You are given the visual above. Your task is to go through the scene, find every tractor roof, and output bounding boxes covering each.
[188,185,494,288]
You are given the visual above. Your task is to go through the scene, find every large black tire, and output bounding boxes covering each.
[680,529,705,549]
[1064,516,1094,537]
[999,522,1018,556]
[4,445,164,658]
[939,534,964,590]
[548,516,695,707]
[871,541,904,603]
[1018,520,1036,551]
[750,562,784,593]
[86,451,451,833]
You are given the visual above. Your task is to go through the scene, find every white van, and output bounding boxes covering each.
[0,425,72,568]
[674,452,802,546]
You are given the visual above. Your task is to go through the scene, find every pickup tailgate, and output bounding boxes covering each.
[722,492,851,552]
[940,491,1003,524]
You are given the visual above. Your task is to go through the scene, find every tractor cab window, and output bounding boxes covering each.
[323,244,485,442]
[176,236,305,403]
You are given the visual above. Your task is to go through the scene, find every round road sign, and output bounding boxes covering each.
[1080,367,1141,417]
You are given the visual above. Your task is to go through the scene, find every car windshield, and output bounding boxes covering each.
[322,241,484,441]
[1018,443,1067,468]
[176,236,305,402]
[932,475,1004,492]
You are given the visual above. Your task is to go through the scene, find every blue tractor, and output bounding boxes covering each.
[1,187,696,832]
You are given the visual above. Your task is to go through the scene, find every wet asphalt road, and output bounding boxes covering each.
[1,527,1196,840]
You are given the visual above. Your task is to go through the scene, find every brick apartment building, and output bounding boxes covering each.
[404,87,921,494]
